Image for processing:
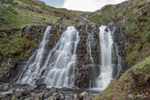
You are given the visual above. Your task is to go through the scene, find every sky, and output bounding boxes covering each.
[40,0,127,12]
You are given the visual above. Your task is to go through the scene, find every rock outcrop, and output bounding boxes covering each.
[0,83,97,100]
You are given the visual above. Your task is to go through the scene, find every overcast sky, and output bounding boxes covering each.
[40,0,127,12]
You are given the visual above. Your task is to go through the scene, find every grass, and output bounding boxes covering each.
[0,6,58,30]
[0,30,40,58]
[0,0,82,30]
[94,57,150,100]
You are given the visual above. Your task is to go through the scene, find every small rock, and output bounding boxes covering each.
[14,91,22,98]
[36,83,46,89]
[48,96,54,100]
[43,90,50,98]
[80,91,88,97]
[73,94,79,99]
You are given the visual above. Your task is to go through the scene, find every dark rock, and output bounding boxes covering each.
[14,91,22,98]
[43,90,50,98]
[22,90,32,96]
[36,83,46,89]
[75,24,99,88]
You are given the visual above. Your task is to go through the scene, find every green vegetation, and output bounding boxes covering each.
[1,0,16,5]
[0,31,40,58]
[0,6,58,29]
[0,0,82,30]
[94,57,150,100]
[88,0,150,66]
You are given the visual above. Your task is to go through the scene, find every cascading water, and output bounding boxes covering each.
[18,26,51,85]
[18,26,80,88]
[41,26,80,88]
[17,24,122,92]
[96,25,113,91]
[86,28,97,88]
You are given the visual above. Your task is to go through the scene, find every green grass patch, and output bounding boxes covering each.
[0,6,59,30]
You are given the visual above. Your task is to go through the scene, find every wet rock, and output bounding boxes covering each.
[48,96,54,100]
[43,90,50,98]
[80,91,89,97]
[36,83,47,89]
[0,83,98,100]
[22,90,32,96]
[75,24,99,88]
[73,94,79,99]
[14,91,22,98]
[3,84,9,92]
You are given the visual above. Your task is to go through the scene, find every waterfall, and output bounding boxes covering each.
[42,26,80,88]
[18,26,51,85]
[86,27,97,88]
[96,25,113,91]
[18,26,80,88]
[86,29,94,64]
[17,24,122,91]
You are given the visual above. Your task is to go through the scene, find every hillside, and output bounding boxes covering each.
[0,0,85,30]
[0,0,150,100]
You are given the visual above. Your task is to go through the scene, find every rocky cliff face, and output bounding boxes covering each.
[75,24,99,88]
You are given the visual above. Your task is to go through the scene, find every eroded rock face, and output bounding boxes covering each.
[74,24,99,88]
[110,24,128,78]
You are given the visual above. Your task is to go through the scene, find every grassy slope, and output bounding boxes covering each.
[94,57,150,100]
[0,0,82,30]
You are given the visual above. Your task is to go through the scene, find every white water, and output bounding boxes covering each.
[86,28,97,88]
[96,25,113,91]
[86,29,94,64]
[17,25,121,91]
[18,26,51,85]
[18,26,80,88]
[114,43,122,79]
[42,26,80,88]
